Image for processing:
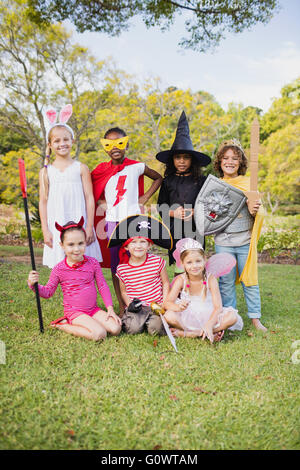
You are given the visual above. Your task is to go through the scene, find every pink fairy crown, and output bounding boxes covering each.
[173,238,204,268]
[173,237,236,278]
[45,104,74,140]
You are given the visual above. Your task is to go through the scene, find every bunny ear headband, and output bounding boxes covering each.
[45,104,74,140]
[55,216,85,240]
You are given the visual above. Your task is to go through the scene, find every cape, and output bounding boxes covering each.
[222,175,264,286]
[91,158,144,268]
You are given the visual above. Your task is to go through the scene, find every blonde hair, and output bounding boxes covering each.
[180,248,207,299]
[40,125,73,200]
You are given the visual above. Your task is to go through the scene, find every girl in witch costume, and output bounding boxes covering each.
[27,218,121,341]
[213,139,267,331]
[156,111,211,271]
[40,104,102,268]
[91,127,162,314]
[107,215,172,335]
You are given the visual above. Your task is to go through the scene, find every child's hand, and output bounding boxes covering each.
[28,271,39,287]
[138,194,148,207]
[177,300,190,311]
[201,321,214,343]
[182,208,193,220]
[106,306,122,325]
[171,207,193,220]
[247,199,261,216]
[85,226,95,246]
[172,206,185,219]
[43,229,53,248]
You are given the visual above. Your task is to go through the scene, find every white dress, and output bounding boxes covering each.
[43,161,102,268]
[177,274,243,332]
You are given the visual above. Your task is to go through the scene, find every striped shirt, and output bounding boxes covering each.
[116,253,166,305]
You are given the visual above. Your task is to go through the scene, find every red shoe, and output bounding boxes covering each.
[50,316,67,326]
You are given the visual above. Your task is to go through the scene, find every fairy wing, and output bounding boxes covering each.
[205,253,236,278]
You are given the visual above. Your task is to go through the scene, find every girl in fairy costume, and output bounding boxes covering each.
[164,238,243,342]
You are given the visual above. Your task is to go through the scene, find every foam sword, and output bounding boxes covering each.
[18,159,44,333]
[245,117,260,213]
[151,302,178,353]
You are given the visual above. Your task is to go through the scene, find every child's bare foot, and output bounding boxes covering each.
[170,328,185,337]
[170,328,205,338]
[214,330,225,342]
[251,318,267,331]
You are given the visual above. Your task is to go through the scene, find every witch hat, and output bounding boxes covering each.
[155,111,211,166]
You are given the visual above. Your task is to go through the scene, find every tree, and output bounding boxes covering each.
[0,0,110,159]
[0,118,29,154]
[223,104,262,149]
[260,77,300,141]
[0,147,40,209]
[259,119,300,214]
[26,0,280,52]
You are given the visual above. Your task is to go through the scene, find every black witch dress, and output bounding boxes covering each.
[157,173,206,265]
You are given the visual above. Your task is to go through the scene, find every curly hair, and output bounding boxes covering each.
[213,145,248,177]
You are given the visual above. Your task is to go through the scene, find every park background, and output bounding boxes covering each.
[0,0,299,450]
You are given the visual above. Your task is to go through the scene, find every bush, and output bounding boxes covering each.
[31,227,43,243]
[258,227,300,263]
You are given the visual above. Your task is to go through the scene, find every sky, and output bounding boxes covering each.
[70,0,300,113]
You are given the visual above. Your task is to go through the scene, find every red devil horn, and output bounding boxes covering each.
[55,221,64,232]
[78,216,84,228]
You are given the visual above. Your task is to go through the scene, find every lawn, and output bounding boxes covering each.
[0,252,299,450]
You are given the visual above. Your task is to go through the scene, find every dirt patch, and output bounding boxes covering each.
[258,252,299,265]
[0,255,43,264]
[1,236,299,265]
[153,246,299,265]
[0,235,43,248]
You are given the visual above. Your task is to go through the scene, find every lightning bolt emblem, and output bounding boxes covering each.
[113,175,127,206]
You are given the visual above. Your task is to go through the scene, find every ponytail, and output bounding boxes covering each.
[40,145,51,200]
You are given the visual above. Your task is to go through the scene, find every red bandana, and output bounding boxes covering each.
[119,237,153,264]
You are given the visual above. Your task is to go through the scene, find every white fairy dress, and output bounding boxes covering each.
[43,161,102,268]
[177,274,243,332]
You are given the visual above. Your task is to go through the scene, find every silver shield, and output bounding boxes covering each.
[194,174,246,236]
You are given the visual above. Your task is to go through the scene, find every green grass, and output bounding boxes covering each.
[0,257,299,450]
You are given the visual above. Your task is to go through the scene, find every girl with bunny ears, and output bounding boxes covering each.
[40,104,102,268]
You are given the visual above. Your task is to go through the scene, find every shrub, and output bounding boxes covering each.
[31,227,43,243]
[258,227,300,263]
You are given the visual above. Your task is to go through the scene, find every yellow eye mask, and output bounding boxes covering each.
[100,136,128,152]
